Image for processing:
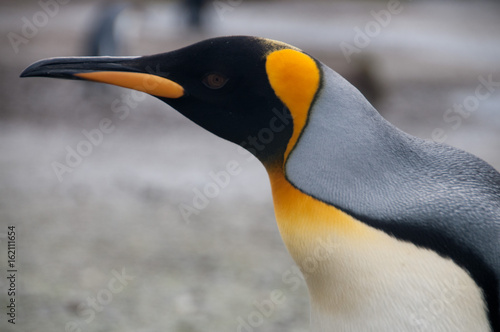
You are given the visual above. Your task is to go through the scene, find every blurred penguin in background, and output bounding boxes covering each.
[183,0,208,31]
[86,2,129,57]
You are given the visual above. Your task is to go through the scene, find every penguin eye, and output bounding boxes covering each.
[203,73,228,89]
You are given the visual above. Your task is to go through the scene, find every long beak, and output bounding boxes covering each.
[20,56,184,99]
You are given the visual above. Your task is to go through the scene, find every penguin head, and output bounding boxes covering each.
[21,36,321,167]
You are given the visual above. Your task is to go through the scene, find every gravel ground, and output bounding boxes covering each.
[1,1,499,332]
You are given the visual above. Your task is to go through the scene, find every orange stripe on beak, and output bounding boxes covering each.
[75,71,184,99]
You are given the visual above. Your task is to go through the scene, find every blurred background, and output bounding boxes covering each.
[1,0,499,331]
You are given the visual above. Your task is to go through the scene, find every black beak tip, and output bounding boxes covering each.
[20,64,38,78]
[20,58,59,78]
[19,57,90,80]
[20,56,142,79]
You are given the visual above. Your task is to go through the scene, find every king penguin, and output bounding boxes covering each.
[21,36,499,332]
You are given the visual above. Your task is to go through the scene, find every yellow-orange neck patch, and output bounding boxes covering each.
[264,50,374,266]
[266,167,374,267]
[75,71,184,99]
[265,49,320,163]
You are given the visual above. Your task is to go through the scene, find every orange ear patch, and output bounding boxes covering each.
[265,49,320,163]
[75,71,184,99]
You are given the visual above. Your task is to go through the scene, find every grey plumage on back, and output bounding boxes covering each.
[285,63,500,327]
